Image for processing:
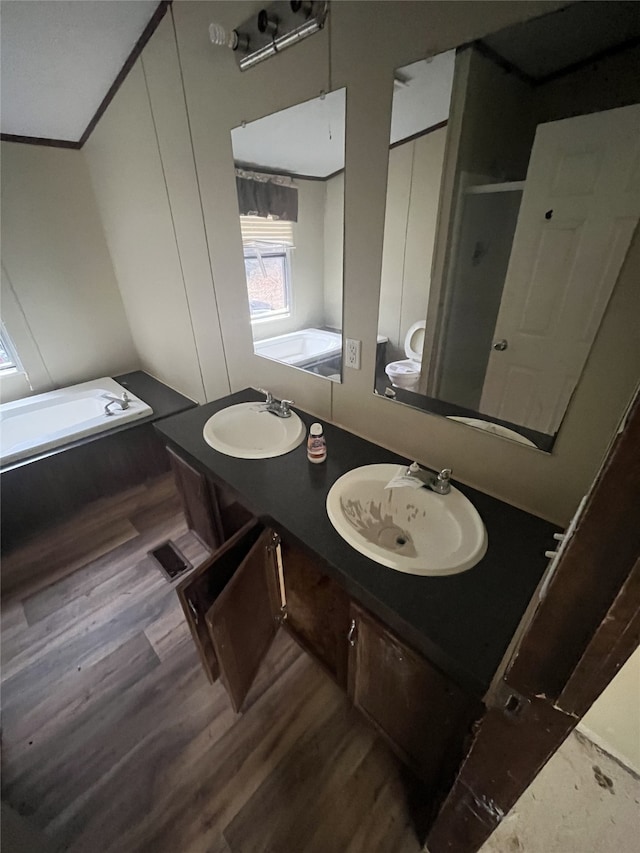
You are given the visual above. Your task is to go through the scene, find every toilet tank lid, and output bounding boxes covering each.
[404,321,426,360]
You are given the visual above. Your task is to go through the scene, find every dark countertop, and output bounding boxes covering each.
[1,371,196,473]
[114,371,196,422]
[156,388,559,697]
[373,373,555,452]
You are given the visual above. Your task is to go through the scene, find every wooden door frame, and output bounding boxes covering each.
[426,386,640,853]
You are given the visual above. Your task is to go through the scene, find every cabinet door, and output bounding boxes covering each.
[280,538,350,688]
[206,528,282,712]
[167,446,223,550]
[177,521,264,684]
[213,478,256,540]
[348,604,479,787]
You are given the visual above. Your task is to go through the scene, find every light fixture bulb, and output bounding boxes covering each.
[209,22,238,50]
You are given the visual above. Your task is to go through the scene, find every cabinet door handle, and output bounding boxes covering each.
[188,598,199,625]
[347,618,357,647]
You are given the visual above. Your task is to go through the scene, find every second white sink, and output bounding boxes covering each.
[326,463,487,576]
[203,402,306,459]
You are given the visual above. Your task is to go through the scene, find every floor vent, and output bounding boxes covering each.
[148,540,192,581]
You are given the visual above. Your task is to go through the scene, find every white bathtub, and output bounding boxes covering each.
[253,328,342,366]
[0,378,153,466]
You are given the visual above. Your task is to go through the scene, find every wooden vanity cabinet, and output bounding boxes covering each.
[178,520,284,709]
[278,537,351,689]
[168,445,255,545]
[204,526,282,711]
[178,516,478,792]
[176,521,268,686]
[177,523,349,706]
[347,604,481,788]
[168,446,478,782]
[213,477,256,540]
[167,446,223,550]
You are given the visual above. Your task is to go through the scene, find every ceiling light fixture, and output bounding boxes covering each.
[209,1,329,71]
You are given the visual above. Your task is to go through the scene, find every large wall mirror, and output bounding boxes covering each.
[375,2,640,452]
[231,89,346,381]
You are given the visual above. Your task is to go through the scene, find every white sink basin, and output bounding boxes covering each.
[203,402,305,459]
[326,464,487,576]
[447,416,537,448]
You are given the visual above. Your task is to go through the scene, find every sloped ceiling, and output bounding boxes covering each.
[0,0,158,141]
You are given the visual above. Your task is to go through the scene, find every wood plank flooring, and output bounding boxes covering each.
[1,474,425,852]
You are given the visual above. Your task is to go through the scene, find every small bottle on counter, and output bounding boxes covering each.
[307,422,327,464]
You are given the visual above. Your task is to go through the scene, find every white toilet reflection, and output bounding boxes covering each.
[385,320,425,391]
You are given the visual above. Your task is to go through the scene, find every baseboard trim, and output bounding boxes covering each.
[576,723,640,778]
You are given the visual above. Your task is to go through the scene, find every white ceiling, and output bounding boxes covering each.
[231,50,455,179]
[390,50,455,145]
[231,89,347,179]
[0,0,158,141]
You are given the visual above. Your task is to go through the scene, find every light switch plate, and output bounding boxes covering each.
[345,338,361,370]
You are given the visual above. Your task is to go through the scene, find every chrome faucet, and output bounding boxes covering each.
[103,391,130,416]
[407,462,452,495]
[258,388,295,418]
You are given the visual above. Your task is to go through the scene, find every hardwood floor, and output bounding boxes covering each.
[1,474,425,852]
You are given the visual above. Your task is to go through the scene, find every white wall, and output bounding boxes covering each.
[454,47,537,182]
[84,15,230,404]
[580,647,640,775]
[323,171,344,330]
[72,0,635,525]
[172,0,337,419]
[379,129,447,360]
[379,141,412,356]
[113,0,635,526]
[171,1,567,423]
[0,142,138,402]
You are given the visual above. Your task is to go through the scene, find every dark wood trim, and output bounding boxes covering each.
[427,553,640,853]
[426,699,575,853]
[475,29,640,89]
[473,39,536,86]
[78,0,171,147]
[389,119,449,150]
[505,390,640,701]
[0,134,80,149]
[234,160,345,184]
[558,557,640,717]
[426,389,640,853]
[536,35,640,86]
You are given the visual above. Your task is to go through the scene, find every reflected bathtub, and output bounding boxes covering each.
[253,328,342,366]
[0,377,153,466]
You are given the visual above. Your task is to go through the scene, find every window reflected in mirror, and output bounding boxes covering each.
[375,3,640,452]
[231,89,346,381]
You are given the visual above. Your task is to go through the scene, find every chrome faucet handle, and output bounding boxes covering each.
[280,399,294,416]
[258,388,274,405]
[426,467,452,495]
